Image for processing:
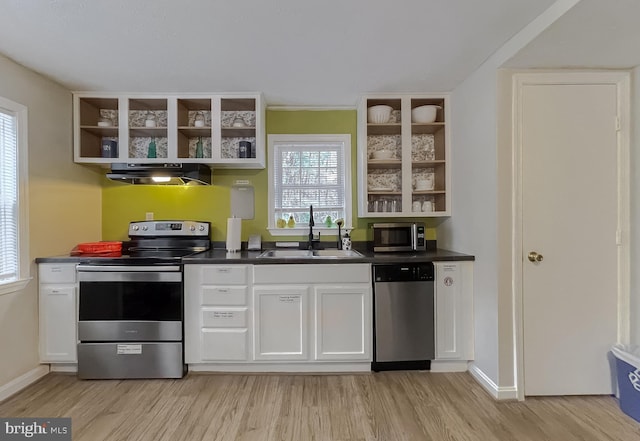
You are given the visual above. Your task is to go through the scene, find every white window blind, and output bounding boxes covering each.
[269,135,351,230]
[0,107,18,283]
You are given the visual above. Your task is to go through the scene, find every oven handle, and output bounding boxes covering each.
[77,265,180,272]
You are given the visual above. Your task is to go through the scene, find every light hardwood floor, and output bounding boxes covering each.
[0,372,638,440]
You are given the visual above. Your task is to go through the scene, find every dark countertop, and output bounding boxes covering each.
[36,248,474,264]
[182,247,474,264]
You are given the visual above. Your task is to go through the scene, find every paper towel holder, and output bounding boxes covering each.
[231,181,254,220]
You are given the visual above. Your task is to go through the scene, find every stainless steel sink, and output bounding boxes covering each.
[257,249,364,259]
[311,249,363,258]
[257,249,313,258]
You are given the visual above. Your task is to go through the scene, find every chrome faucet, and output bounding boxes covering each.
[307,205,321,250]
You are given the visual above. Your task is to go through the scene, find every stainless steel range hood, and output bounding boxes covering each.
[106,163,211,185]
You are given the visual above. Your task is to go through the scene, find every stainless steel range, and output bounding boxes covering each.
[76,220,210,380]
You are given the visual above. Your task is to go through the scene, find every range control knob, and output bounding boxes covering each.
[190,225,196,231]
[142,226,148,231]
[199,225,205,231]
[132,225,139,231]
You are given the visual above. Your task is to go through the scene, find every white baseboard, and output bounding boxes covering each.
[430,360,470,372]
[0,365,49,402]
[188,362,371,373]
[50,364,77,373]
[468,363,518,400]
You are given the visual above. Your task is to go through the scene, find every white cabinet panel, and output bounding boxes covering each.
[202,286,247,305]
[202,329,248,361]
[253,286,309,360]
[201,265,248,285]
[434,261,473,361]
[202,308,248,328]
[254,264,370,284]
[314,285,371,360]
[39,285,77,362]
[39,263,76,284]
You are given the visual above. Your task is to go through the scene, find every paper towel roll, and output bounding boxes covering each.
[226,217,242,252]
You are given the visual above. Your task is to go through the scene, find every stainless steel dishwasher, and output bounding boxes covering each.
[372,262,435,371]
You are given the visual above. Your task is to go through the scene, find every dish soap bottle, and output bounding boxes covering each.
[287,215,295,228]
[195,136,204,158]
[341,230,352,250]
[147,137,157,158]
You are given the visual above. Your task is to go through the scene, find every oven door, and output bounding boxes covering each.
[77,265,183,342]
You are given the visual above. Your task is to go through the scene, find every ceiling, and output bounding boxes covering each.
[506,0,640,69]
[0,0,558,107]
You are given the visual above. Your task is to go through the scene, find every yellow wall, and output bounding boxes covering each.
[102,109,437,242]
[0,53,102,387]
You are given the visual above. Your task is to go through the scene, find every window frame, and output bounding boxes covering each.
[267,134,352,236]
[0,96,30,296]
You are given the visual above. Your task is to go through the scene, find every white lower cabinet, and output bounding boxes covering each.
[252,264,372,364]
[38,263,78,363]
[314,285,371,360]
[201,328,248,361]
[253,286,309,360]
[184,264,251,363]
[185,263,372,370]
[434,261,474,362]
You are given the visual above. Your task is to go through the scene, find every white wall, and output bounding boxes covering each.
[438,0,581,393]
[631,66,640,345]
[438,66,501,382]
[0,54,102,388]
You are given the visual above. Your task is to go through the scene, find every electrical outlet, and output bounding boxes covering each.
[145,212,154,220]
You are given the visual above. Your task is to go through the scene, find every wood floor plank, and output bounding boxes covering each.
[0,372,639,441]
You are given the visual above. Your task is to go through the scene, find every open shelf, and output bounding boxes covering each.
[359,94,450,217]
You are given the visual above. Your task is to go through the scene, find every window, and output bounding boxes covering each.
[0,96,29,295]
[268,134,352,235]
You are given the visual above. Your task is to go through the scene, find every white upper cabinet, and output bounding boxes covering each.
[73,92,265,169]
[357,94,451,217]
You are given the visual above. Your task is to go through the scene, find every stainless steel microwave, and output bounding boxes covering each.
[370,223,426,252]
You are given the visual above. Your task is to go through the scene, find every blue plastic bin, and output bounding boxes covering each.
[612,344,640,423]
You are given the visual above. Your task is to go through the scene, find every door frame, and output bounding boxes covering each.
[512,71,631,400]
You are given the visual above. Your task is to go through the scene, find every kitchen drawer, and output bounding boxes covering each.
[201,328,248,361]
[201,265,248,285]
[39,263,77,284]
[202,286,247,306]
[202,308,247,327]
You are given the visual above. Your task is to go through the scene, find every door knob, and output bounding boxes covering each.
[528,251,544,262]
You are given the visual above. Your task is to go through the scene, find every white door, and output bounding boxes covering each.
[253,286,309,361]
[518,73,628,396]
[314,285,371,361]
